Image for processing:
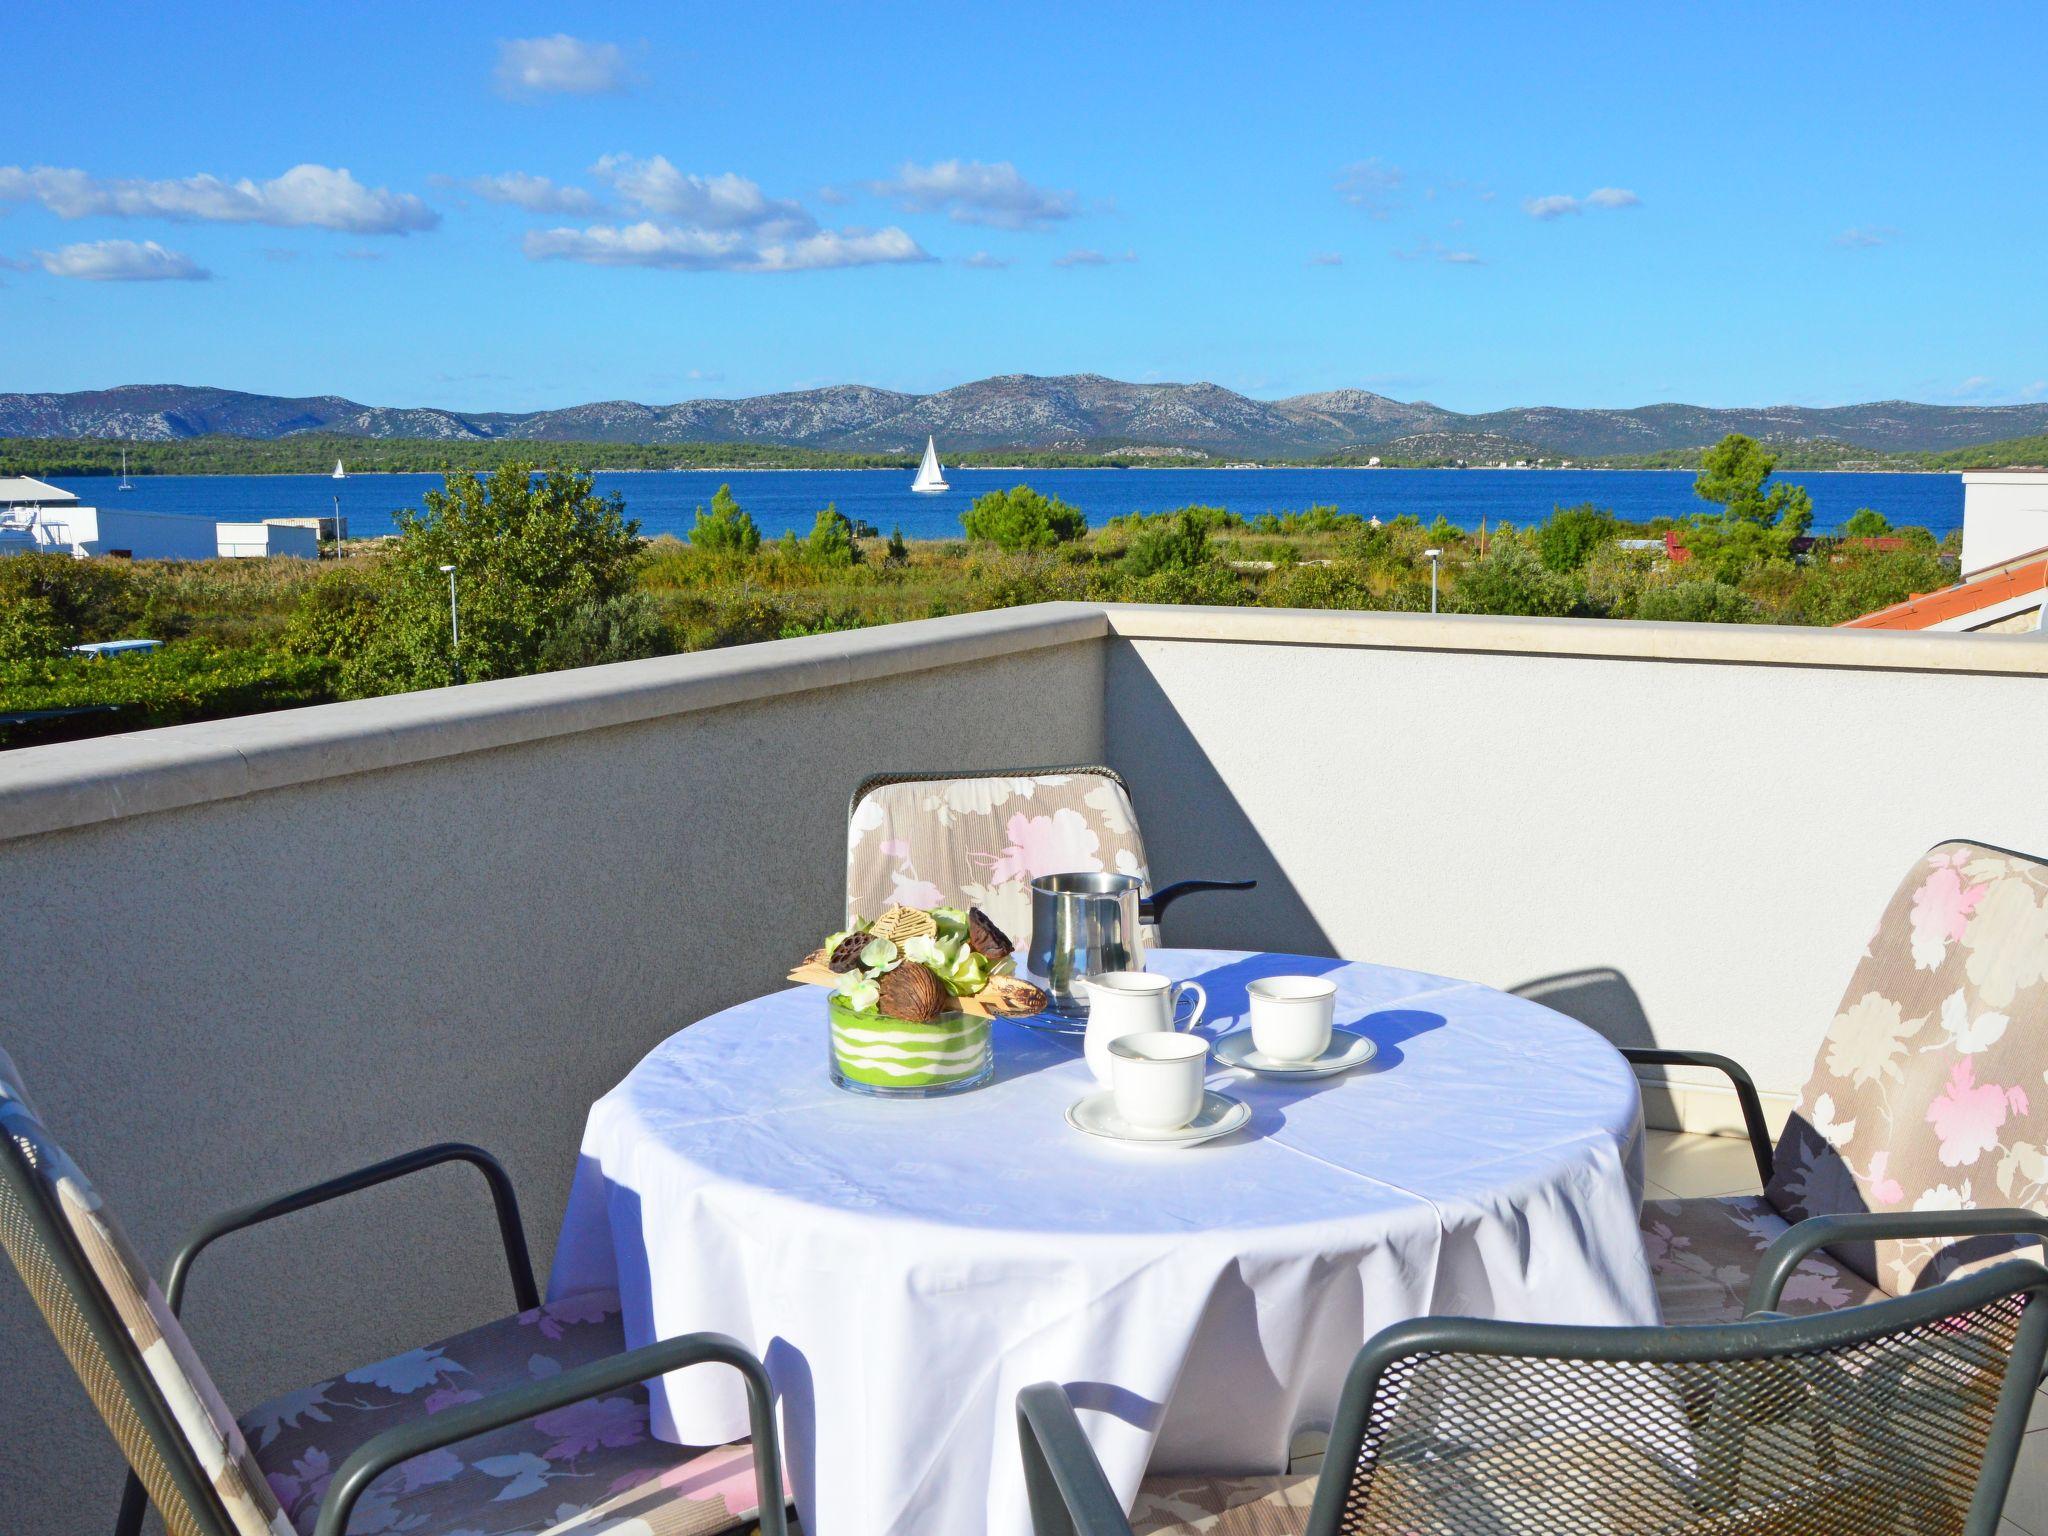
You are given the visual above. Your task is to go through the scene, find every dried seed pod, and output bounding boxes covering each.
[827,932,871,973]
[871,905,940,943]
[876,959,949,1023]
[965,906,1013,962]
[983,975,1050,1017]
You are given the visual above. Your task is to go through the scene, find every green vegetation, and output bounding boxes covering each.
[960,484,1087,551]
[0,443,1962,749]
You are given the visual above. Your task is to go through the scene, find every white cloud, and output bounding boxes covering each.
[461,172,601,215]
[1336,158,1404,218]
[960,251,1011,269]
[493,36,635,99]
[0,163,437,234]
[1395,238,1482,265]
[523,220,929,273]
[2023,381,2048,400]
[526,157,932,273]
[1053,248,1136,268]
[1308,251,1344,267]
[37,239,211,281]
[869,160,1075,229]
[1834,225,1896,249]
[1524,187,1640,220]
[593,156,812,236]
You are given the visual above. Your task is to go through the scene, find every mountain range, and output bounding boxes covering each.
[5,377,2048,459]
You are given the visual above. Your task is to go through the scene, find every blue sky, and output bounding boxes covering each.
[4,1,2043,414]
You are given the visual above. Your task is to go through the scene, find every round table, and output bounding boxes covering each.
[550,950,1655,1536]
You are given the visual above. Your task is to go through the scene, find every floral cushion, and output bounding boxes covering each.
[846,770,1153,944]
[1643,1194,1884,1325]
[244,1290,765,1536]
[0,1052,295,1536]
[1764,842,2048,1294]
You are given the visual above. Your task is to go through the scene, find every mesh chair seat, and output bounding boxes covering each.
[244,1289,763,1536]
[1644,1194,1885,1327]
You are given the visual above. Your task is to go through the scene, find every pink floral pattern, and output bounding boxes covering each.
[847,770,1153,944]
[243,1291,766,1536]
[1764,842,2048,1295]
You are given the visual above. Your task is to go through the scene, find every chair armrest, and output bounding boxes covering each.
[314,1331,787,1536]
[1017,1383,1135,1536]
[1140,879,1257,927]
[1747,1208,2048,1315]
[1619,1048,1775,1186]
[164,1142,538,1316]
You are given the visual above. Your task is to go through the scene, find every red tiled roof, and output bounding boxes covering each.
[1840,558,2048,630]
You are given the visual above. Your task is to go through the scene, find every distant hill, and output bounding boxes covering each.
[7,376,2048,459]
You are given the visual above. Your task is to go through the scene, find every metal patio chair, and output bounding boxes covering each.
[1020,1246,2048,1536]
[1621,840,2048,1327]
[0,1047,788,1536]
[847,764,1254,943]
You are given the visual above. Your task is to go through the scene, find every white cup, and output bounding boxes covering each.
[1082,971,1208,1086]
[1109,1032,1210,1131]
[1247,975,1337,1063]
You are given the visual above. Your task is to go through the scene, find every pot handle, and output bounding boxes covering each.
[1139,879,1257,926]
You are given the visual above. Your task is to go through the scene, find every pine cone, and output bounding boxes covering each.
[827,932,871,973]
[966,906,1013,962]
[876,960,949,1023]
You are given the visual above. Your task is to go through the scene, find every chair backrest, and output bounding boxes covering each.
[846,766,1154,944]
[0,1048,291,1536]
[1765,841,2048,1295]
[1309,1259,2048,1536]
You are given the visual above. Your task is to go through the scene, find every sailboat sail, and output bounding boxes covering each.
[332,458,347,479]
[910,437,948,493]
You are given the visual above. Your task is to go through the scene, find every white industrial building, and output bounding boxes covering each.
[216,521,319,559]
[0,476,317,560]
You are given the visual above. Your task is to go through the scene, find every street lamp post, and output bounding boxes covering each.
[439,563,461,683]
[1423,548,1443,614]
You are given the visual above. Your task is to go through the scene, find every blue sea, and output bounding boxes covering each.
[43,466,1966,543]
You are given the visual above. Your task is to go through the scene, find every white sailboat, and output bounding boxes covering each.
[118,450,133,490]
[332,458,347,480]
[910,436,948,494]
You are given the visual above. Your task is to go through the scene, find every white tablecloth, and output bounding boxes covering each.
[550,950,1655,1536]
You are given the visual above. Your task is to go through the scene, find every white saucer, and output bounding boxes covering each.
[1065,1089,1250,1147]
[1213,1027,1378,1077]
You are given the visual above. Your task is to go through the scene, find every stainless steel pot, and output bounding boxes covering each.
[1026,871,1258,1019]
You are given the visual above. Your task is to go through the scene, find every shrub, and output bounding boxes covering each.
[690,484,762,555]
[1447,544,1587,617]
[537,592,672,670]
[1633,579,1764,624]
[1840,508,1892,538]
[961,485,1087,551]
[0,551,144,641]
[0,596,71,662]
[1121,512,1212,579]
[0,643,332,748]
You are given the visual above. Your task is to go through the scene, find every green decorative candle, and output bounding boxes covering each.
[827,998,993,1096]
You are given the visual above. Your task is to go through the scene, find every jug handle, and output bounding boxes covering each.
[1139,879,1258,926]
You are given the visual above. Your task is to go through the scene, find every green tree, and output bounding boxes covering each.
[886,526,909,562]
[961,485,1087,551]
[1840,508,1892,538]
[0,595,70,662]
[1694,433,1814,535]
[319,464,643,694]
[689,484,762,556]
[0,551,144,642]
[1534,503,1620,572]
[804,503,861,566]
